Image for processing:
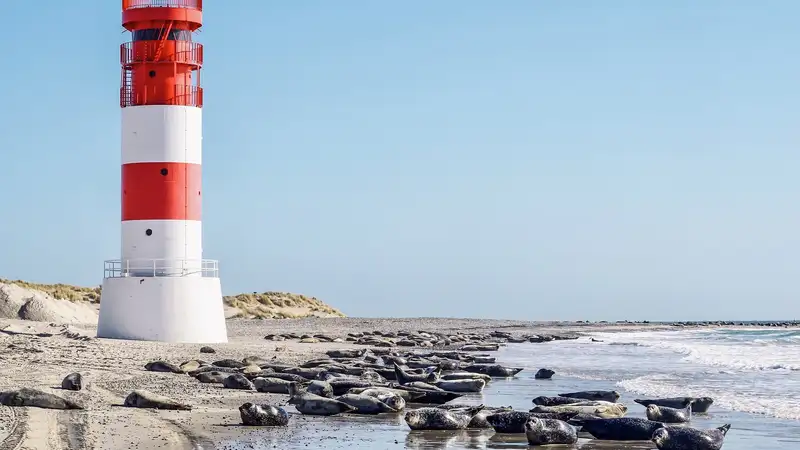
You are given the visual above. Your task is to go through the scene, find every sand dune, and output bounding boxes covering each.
[0,279,344,324]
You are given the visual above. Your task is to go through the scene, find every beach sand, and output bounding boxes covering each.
[0,318,723,449]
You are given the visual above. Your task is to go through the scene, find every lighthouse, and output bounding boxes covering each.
[97,0,228,343]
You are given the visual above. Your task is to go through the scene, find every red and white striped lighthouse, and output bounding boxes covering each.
[97,0,228,343]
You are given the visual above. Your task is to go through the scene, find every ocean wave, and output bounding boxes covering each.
[591,330,800,372]
[619,374,800,421]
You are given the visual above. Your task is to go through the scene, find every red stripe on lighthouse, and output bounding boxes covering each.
[122,162,201,221]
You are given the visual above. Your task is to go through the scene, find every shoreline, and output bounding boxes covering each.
[0,317,795,449]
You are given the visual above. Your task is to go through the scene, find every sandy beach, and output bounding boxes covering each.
[0,317,790,449]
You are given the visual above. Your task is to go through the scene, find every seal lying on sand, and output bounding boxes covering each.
[531,401,627,419]
[532,396,587,406]
[433,379,485,393]
[287,383,356,415]
[335,394,397,414]
[394,364,438,385]
[635,397,715,413]
[61,373,82,391]
[463,364,523,377]
[652,424,731,450]
[575,417,664,441]
[646,404,692,423]
[123,390,191,411]
[0,388,82,410]
[404,405,485,430]
[223,374,255,390]
[239,402,290,426]
[438,405,512,429]
[353,388,407,410]
[559,390,620,402]
[525,417,578,445]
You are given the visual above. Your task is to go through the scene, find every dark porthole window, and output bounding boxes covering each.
[149,70,156,78]
[160,168,168,176]
[145,229,153,236]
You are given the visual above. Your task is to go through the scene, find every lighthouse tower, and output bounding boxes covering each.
[97,0,228,343]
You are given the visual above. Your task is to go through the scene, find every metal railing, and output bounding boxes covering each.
[123,0,202,10]
[121,41,203,67]
[120,84,203,108]
[104,259,219,278]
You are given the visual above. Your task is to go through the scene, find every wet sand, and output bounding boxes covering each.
[0,317,774,449]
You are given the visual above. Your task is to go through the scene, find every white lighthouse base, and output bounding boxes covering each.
[97,276,228,343]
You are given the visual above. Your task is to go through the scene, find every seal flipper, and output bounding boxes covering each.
[717,424,731,436]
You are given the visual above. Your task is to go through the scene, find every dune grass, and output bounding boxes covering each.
[0,279,345,319]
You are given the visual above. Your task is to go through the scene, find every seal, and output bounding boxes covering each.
[635,397,714,414]
[355,388,407,410]
[486,411,531,433]
[576,417,664,441]
[559,390,620,402]
[437,405,512,429]
[463,364,523,377]
[534,368,555,380]
[646,404,691,423]
[433,379,486,393]
[223,374,255,390]
[335,394,398,414]
[388,384,463,404]
[61,372,83,391]
[287,383,356,415]
[195,371,227,384]
[532,396,586,406]
[306,380,334,398]
[652,424,731,450]
[253,377,302,394]
[199,346,216,353]
[531,401,627,419]
[123,390,191,411]
[144,361,183,374]
[394,363,439,385]
[239,402,290,426]
[329,379,376,396]
[0,388,82,410]
[404,405,485,430]
[525,417,578,445]
[440,372,491,382]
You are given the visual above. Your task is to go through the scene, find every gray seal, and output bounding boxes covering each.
[463,364,523,377]
[404,405,484,430]
[223,374,255,390]
[144,361,183,373]
[525,417,578,445]
[306,380,334,397]
[287,383,356,415]
[635,397,714,413]
[486,411,531,433]
[559,390,620,402]
[239,402,289,426]
[355,388,407,411]
[253,377,298,394]
[433,379,485,393]
[0,388,82,410]
[534,368,555,379]
[532,396,586,406]
[438,405,512,429]
[646,404,692,423]
[123,390,191,411]
[335,394,397,414]
[195,371,226,384]
[577,417,664,440]
[61,373,83,391]
[652,424,731,450]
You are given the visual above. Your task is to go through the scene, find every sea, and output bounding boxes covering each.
[225,328,800,449]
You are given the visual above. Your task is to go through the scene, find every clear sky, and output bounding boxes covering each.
[0,1,797,321]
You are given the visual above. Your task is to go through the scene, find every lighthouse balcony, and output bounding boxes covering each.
[121,41,203,67]
[123,0,201,10]
[104,258,218,278]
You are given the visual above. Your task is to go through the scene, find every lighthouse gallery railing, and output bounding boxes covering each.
[104,259,219,278]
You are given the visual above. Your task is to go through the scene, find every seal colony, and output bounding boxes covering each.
[0,318,744,449]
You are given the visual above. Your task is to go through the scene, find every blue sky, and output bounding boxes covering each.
[0,1,798,321]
